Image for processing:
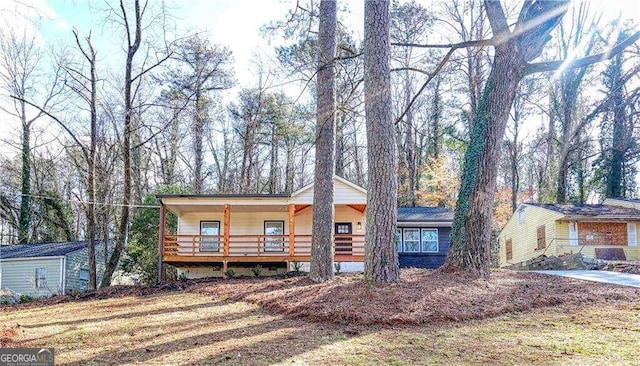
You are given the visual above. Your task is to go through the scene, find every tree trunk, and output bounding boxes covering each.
[444,38,524,278]
[607,53,625,198]
[310,0,337,282]
[364,0,400,283]
[101,0,142,288]
[193,87,205,194]
[86,38,98,290]
[18,115,30,244]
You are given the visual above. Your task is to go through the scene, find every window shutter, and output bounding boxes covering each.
[569,222,578,246]
[536,225,546,250]
[627,223,637,247]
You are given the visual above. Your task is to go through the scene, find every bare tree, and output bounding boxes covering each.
[102,0,173,287]
[0,26,63,244]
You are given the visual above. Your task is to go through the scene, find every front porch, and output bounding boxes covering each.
[161,233,365,264]
[157,180,369,279]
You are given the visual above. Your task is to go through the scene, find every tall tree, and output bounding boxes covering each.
[68,30,99,290]
[443,0,639,277]
[550,3,597,203]
[444,1,569,277]
[310,0,337,282]
[364,0,400,283]
[0,26,62,244]
[163,35,234,193]
[101,0,173,287]
[594,29,640,198]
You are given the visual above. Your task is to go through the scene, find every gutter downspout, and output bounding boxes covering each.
[60,256,66,294]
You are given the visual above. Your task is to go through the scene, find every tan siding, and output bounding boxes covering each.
[178,206,365,236]
[498,205,564,267]
[0,257,63,297]
[179,211,289,236]
[292,178,366,205]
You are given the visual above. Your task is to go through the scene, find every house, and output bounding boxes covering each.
[396,206,453,269]
[0,240,113,297]
[497,202,640,267]
[157,176,454,279]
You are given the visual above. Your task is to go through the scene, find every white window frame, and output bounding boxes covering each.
[402,228,421,253]
[200,221,221,252]
[396,229,402,253]
[35,267,47,288]
[421,229,439,253]
[264,220,285,252]
[569,222,578,246]
[627,222,637,247]
[518,208,526,224]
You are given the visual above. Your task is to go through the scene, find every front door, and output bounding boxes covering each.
[335,222,352,254]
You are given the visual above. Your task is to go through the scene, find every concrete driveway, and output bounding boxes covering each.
[533,270,640,288]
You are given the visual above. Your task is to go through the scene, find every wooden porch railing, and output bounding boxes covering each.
[162,233,365,262]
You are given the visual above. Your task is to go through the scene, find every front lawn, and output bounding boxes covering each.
[2,270,639,365]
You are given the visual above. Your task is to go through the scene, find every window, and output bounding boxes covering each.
[200,221,220,252]
[421,229,439,252]
[402,229,420,252]
[397,228,440,253]
[518,208,526,224]
[35,267,47,288]
[79,269,89,290]
[264,221,285,252]
[536,225,546,250]
[505,239,513,261]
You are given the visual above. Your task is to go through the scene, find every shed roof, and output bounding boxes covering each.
[525,203,640,219]
[0,241,88,260]
[397,206,454,222]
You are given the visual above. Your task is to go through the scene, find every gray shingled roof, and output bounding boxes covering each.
[525,203,640,217]
[0,241,88,259]
[397,206,454,222]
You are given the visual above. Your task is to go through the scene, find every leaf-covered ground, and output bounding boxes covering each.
[2,269,640,365]
[190,269,640,325]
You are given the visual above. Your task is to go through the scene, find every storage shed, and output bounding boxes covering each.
[0,241,112,297]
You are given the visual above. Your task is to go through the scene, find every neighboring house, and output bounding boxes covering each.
[0,240,113,297]
[498,202,640,267]
[158,176,453,279]
[396,207,454,269]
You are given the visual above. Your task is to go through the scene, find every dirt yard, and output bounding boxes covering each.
[2,269,640,365]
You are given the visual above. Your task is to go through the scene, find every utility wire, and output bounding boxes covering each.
[13,193,161,209]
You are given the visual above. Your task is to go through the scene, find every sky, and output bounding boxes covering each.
[1,0,637,94]
[0,0,638,158]
[21,0,365,87]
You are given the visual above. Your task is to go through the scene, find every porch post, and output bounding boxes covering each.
[289,204,296,257]
[157,201,166,283]
[223,204,230,257]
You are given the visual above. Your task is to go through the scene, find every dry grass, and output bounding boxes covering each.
[2,269,640,365]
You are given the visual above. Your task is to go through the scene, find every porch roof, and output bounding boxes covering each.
[157,195,293,215]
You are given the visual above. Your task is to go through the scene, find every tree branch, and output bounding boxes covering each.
[10,95,90,164]
[524,31,640,75]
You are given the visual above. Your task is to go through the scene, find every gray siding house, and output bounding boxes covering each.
[0,241,112,297]
[396,207,454,269]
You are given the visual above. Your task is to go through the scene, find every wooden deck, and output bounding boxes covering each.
[161,234,366,265]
